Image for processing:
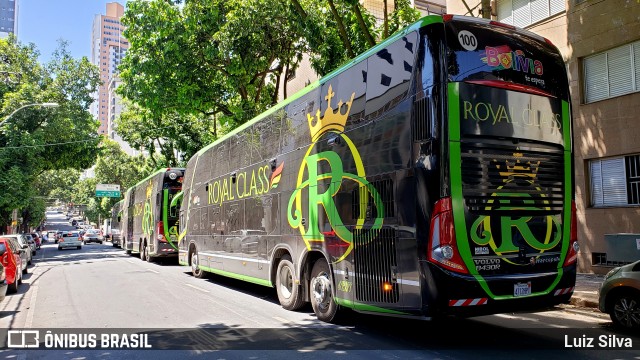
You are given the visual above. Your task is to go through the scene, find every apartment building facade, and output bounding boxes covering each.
[445,0,640,273]
[90,2,129,136]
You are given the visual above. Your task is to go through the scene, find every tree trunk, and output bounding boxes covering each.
[383,0,389,38]
[481,0,492,18]
[352,3,376,47]
[290,0,307,18]
[327,0,354,58]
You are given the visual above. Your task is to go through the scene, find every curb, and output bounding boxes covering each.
[569,296,599,309]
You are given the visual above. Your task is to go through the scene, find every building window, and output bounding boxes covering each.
[583,41,640,103]
[590,154,640,207]
[497,0,565,28]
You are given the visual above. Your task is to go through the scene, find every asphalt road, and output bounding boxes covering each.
[0,212,638,359]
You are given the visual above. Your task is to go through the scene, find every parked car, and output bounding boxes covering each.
[0,236,26,293]
[4,234,33,265]
[30,233,41,249]
[83,229,103,244]
[598,259,640,330]
[58,231,83,250]
[0,243,7,302]
[23,234,37,256]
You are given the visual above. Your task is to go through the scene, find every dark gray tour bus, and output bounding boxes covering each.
[121,168,185,261]
[178,14,576,323]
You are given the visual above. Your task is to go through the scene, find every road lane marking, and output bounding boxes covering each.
[25,285,38,328]
[185,284,210,293]
[147,269,159,274]
[272,316,289,323]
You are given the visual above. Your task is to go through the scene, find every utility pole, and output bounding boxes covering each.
[480,0,492,18]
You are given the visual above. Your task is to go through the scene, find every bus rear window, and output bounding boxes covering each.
[445,20,569,100]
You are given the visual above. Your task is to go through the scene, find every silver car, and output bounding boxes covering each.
[598,260,640,330]
[58,231,83,250]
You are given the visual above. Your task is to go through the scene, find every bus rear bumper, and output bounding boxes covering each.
[151,242,179,258]
[421,261,577,317]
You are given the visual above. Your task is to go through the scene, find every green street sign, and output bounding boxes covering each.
[96,190,121,198]
[96,184,121,198]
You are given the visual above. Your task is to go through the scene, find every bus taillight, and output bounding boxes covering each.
[428,197,468,274]
[156,221,167,242]
[564,201,579,266]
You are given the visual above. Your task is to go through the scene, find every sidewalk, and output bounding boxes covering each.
[570,273,604,309]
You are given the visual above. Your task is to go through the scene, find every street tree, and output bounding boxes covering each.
[117,0,307,161]
[290,0,421,75]
[92,138,146,220]
[0,37,101,231]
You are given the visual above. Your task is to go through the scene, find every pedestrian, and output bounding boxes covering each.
[42,231,48,243]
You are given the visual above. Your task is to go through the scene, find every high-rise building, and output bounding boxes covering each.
[0,0,18,39]
[90,2,129,136]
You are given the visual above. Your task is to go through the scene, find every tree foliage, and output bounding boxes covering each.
[116,0,420,165]
[0,37,101,231]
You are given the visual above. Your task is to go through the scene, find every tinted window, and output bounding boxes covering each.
[445,20,569,100]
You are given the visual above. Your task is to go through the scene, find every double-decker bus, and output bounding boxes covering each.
[177,14,577,323]
[108,199,124,248]
[121,168,185,262]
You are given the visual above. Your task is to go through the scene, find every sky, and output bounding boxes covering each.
[17,0,130,63]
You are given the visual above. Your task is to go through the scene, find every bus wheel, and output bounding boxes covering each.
[143,242,152,262]
[310,259,339,323]
[191,247,206,279]
[276,255,304,311]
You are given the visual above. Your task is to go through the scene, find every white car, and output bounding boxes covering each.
[2,234,32,265]
[58,231,83,250]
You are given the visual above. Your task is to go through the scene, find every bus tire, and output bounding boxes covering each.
[310,259,339,323]
[191,246,206,279]
[142,242,152,262]
[276,255,304,311]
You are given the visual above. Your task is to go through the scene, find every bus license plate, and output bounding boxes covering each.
[514,282,531,297]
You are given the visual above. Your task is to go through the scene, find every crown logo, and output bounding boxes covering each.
[307,85,355,141]
[494,152,540,181]
[146,181,154,199]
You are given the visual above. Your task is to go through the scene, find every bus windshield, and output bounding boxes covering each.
[445,19,569,100]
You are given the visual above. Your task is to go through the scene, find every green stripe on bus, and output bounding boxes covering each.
[334,297,409,315]
[198,265,272,287]
[447,82,566,300]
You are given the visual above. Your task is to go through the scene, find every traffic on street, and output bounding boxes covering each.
[2,3,640,359]
[0,210,638,358]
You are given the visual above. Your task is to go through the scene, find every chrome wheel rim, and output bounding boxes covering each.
[311,271,332,311]
[191,252,199,274]
[278,265,293,299]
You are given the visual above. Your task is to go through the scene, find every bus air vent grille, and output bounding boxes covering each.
[460,140,565,216]
[353,227,399,304]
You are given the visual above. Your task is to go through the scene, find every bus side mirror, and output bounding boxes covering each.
[0,243,5,256]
